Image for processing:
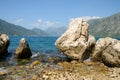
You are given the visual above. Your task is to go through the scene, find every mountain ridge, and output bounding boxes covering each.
[0,12,120,37]
[0,19,46,36]
[88,12,120,38]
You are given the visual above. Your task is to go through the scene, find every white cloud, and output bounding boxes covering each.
[30,19,57,30]
[44,21,54,27]
[70,16,101,21]
[79,16,101,21]
[15,18,24,23]
[37,19,42,23]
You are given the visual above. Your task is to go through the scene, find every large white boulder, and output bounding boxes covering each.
[55,18,95,61]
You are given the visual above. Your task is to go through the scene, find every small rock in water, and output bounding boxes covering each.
[15,38,32,59]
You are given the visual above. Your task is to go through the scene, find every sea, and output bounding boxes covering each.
[1,36,120,66]
[9,36,59,55]
[7,36,120,57]
[0,36,66,66]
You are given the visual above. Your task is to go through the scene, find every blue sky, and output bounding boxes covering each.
[0,0,120,30]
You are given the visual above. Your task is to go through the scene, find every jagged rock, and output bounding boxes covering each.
[15,38,32,59]
[55,18,95,61]
[0,34,10,55]
[91,37,120,67]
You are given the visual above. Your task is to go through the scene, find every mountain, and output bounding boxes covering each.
[45,12,120,37]
[31,28,47,36]
[0,19,46,36]
[1,12,120,37]
[88,12,120,38]
[45,26,67,36]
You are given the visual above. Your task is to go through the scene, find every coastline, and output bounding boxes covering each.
[0,56,120,80]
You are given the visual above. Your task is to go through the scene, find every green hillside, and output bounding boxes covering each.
[88,12,120,38]
[1,12,120,37]
[0,19,46,36]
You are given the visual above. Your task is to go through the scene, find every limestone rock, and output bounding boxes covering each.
[55,18,95,61]
[15,38,32,59]
[0,34,10,55]
[91,37,120,67]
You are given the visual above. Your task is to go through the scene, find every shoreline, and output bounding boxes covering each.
[0,51,120,80]
[0,58,120,80]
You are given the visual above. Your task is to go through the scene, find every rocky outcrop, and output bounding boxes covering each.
[55,18,95,61]
[91,37,120,67]
[0,34,10,55]
[15,38,32,59]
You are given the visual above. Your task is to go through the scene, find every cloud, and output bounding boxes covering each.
[32,19,54,27]
[37,19,42,23]
[30,19,57,30]
[79,16,101,21]
[44,21,54,27]
[70,16,101,21]
[15,18,24,23]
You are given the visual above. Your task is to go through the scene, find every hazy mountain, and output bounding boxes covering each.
[0,19,46,36]
[88,12,120,38]
[45,26,67,36]
[45,12,120,37]
[31,28,47,36]
[1,12,120,37]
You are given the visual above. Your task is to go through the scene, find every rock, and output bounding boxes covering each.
[91,37,120,67]
[0,34,10,56]
[55,18,95,61]
[15,38,32,59]
[29,60,41,68]
[32,75,37,80]
[0,71,6,76]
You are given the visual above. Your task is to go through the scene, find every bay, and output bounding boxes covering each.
[9,36,58,54]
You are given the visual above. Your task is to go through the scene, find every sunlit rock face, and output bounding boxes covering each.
[92,37,120,67]
[55,18,95,61]
[15,38,32,59]
[0,34,10,55]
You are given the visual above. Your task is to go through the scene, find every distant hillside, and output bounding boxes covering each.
[45,12,120,37]
[0,19,46,36]
[88,12,120,38]
[32,28,47,36]
[45,26,67,36]
[1,12,120,37]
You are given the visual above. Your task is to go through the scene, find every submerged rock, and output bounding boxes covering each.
[0,34,10,56]
[15,38,32,59]
[92,37,120,67]
[55,18,95,61]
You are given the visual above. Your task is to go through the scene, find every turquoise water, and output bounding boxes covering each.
[0,36,68,66]
[1,36,120,66]
[9,36,59,54]
[8,36,120,57]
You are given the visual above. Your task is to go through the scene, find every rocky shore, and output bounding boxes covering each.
[0,59,120,80]
[0,18,120,80]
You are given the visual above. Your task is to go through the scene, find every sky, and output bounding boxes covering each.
[0,0,120,30]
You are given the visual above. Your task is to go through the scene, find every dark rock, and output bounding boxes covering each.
[0,34,10,56]
[15,38,32,59]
